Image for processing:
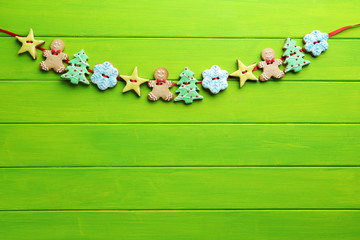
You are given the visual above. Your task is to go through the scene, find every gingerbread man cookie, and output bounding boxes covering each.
[258,48,284,81]
[40,39,68,73]
[148,67,175,101]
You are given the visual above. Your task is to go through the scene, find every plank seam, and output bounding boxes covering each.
[1,165,360,168]
[0,36,359,40]
[1,209,360,212]
[0,122,359,125]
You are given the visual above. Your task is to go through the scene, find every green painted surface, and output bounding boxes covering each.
[0,211,360,240]
[0,124,358,166]
[0,0,359,239]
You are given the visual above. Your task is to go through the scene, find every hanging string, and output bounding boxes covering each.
[1,25,358,83]
[328,24,360,37]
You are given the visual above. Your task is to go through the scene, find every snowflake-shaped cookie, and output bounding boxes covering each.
[202,65,229,94]
[303,30,329,57]
[91,61,119,90]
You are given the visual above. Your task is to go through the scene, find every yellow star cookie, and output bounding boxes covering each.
[120,66,149,96]
[230,59,258,88]
[16,28,45,59]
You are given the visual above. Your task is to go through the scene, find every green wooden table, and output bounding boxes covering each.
[0,0,359,239]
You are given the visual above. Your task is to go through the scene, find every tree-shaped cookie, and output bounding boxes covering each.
[258,48,284,81]
[40,39,68,73]
[282,38,310,73]
[148,67,175,101]
[61,49,90,85]
[175,67,203,104]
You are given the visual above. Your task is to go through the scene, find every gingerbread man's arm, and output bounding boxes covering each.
[258,61,265,69]
[60,52,69,61]
[148,80,156,88]
[275,59,283,66]
[166,80,175,88]
[43,50,51,58]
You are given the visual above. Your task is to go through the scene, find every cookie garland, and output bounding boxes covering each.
[1,24,359,104]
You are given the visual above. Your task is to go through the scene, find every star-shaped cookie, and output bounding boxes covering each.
[15,28,45,59]
[120,66,149,96]
[230,59,258,87]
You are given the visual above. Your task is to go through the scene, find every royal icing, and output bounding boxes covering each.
[230,59,258,88]
[258,48,284,81]
[15,28,45,60]
[40,39,69,73]
[282,38,311,73]
[175,67,203,104]
[303,30,329,57]
[120,66,149,96]
[61,49,90,85]
[202,65,228,94]
[148,67,175,101]
[91,61,119,90]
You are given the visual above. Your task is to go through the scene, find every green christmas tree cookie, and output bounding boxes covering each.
[61,49,90,85]
[282,38,310,73]
[175,67,203,104]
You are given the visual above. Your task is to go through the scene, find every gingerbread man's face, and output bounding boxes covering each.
[261,48,275,60]
[154,67,168,80]
[50,39,65,52]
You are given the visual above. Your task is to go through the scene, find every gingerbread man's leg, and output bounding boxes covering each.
[148,92,158,101]
[273,69,284,79]
[40,61,50,71]
[54,63,66,73]
[259,72,270,82]
[162,92,174,101]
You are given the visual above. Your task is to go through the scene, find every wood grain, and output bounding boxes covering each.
[0,0,359,238]
[0,167,359,210]
[0,124,358,167]
[1,0,359,38]
[1,210,360,240]
[0,81,358,123]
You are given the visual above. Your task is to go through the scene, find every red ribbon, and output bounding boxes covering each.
[266,58,275,64]
[0,28,47,51]
[328,24,360,37]
[51,49,61,55]
[156,79,166,84]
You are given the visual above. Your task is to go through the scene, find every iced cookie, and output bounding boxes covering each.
[120,66,149,96]
[40,39,69,73]
[15,28,45,59]
[91,61,119,90]
[303,30,329,57]
[175,67,203,104]
[282,38,310,73]
[61,49,90,85]
[148,67,175,101]
[202,65,228,94]
[258,48,284,81]
[230,59,258,88]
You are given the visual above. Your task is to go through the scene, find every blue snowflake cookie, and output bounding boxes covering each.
[202,65,229,94]
[91,61,119,90]
[303,30,329,57]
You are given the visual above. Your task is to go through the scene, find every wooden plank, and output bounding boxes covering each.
[1,0,359,38]
[0,81,358,123]
[0,38,359,80]
[0,167,359,210]
[0,124,359,167]
[0,210,359,240]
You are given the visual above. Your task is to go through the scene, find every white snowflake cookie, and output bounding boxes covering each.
[202,65,229,94]
[91,61,119,90]
[303,30,329,57]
